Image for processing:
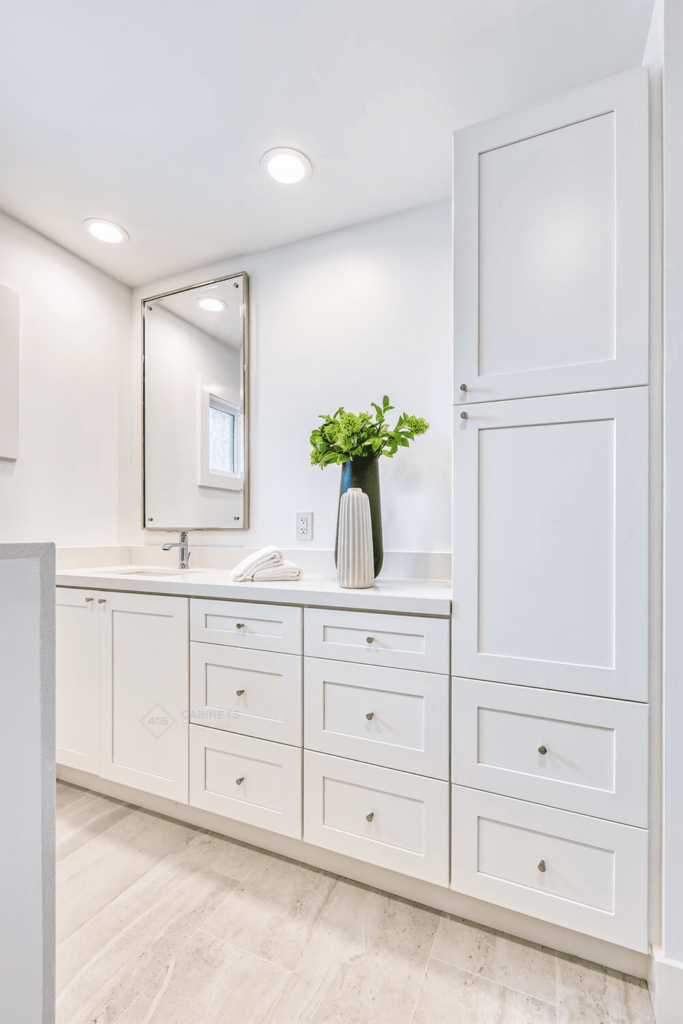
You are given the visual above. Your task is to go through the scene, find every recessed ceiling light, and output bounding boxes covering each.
[261,147,313,184]
[196,297,227,312]
[83,218,129,243]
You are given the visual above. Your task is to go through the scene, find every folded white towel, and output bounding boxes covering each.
[252,560,302,582]
[230,545,283,582]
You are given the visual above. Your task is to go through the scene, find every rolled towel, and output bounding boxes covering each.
[230,545,283,582]
[252,560,302,582]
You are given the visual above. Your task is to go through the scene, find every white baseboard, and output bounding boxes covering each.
[649,947,683,1024]
[58,763,649,980]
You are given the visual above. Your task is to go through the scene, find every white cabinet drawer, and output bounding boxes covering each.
[451,786,648,952]
[304,751,449,885]
[189,726,301,838]
[191,599,302,655]
[305,659,449,779]
[304,608,449,674]
[452,679,648,826]
[190,643,302,746]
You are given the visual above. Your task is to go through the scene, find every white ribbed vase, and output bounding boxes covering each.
[337,487,374,589]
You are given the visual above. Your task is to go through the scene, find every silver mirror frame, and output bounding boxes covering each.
[140,271,249,531]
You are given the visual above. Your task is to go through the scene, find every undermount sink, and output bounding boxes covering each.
[102,567,206,577]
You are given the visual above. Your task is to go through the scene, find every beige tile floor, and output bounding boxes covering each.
[55,780,656,1024]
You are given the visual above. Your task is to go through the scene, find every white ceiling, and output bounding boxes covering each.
[0,0,653,287]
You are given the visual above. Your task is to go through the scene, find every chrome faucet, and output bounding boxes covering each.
[162,531,191,570]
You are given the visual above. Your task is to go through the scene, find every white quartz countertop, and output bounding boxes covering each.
[55,567,452,616]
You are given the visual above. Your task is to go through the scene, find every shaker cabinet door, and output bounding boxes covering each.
[99,591,189,801]
[452,388,648,701]
[454,67,648,405]
[56,588,101,773]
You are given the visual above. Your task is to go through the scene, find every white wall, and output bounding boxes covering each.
[127,201,453,560]
[0,211,131,546]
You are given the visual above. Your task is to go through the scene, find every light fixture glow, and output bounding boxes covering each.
[197,297,227,312]
[83,218,129,244]
[261,147,312,184]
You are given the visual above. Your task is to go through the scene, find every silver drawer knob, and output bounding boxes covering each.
[460,383,468,392]
[98,598,107,604]
[235,623,245,630]
[236,777,245,785]
[366,712,374,720]
[460,410,468,419]
[538,745,547,755]
[85,597,94,603]
[538,859,546,873]
[366,812,374,822]
[236,689,245,696]
[366,636,374,644]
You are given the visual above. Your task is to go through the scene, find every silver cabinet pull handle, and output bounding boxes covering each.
[366,812,374,822]
[85,597,94,603]
[366,712,374,720]
[460,383,468,392]
[98,598,107,604]
[538,745,547,755]
[538,860,547,873]
[366,636,374,644]
[236,689,245,696]
[236,777,245,785]
[235,623,245,630]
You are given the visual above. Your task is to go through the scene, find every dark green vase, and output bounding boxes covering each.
[335,454,383,578]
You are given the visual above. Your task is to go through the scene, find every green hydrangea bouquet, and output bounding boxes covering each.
[309,396,429,467]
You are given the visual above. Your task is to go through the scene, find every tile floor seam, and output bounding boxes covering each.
[196,927,295,975]
[56,821,203,945]
[57,851,236,1002]
[428,952,559,1008]
[407,909,441,1024]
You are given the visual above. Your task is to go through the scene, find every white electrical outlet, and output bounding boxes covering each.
[296,511,313,541]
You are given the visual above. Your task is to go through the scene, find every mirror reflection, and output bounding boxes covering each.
[142,273,248,530]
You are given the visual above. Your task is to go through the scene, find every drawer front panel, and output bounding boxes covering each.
[189,726,301,837]
[304,608,449,674]
[451,786,648,952]
[304,751,449,885]
[305,659,449,778]
[191,599,302,655]
[190,643,302,745]
[452,678,648,826]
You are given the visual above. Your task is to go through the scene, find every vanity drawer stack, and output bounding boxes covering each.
[302,607,451,885]
[450,677,650,950]
[188,598,303,838]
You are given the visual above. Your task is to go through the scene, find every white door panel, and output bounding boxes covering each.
[100,591,189,801]
[452,388,648,700]
[56,588,100,772]
[454,67,648,403]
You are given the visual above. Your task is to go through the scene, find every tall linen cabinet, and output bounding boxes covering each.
[450,67,652,953]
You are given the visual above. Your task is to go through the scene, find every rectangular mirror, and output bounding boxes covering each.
[142,272,248,530]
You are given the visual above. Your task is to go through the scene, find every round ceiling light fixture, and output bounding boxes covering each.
[83,218,129,243]
[261,147,313,184]
[196,296,227,312]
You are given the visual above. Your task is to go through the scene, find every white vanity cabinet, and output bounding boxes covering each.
[446,65,651,956]
[56,587,190,801]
